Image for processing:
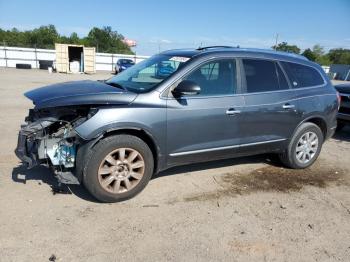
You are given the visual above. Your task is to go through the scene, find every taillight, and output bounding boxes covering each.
[336,91,341,110]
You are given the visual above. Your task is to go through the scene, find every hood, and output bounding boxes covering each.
[25,80,137,109]
[335,83,350,94]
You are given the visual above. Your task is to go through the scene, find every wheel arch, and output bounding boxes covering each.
[91,127,162,173]
[294,115,328,140]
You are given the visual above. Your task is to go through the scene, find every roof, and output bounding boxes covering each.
[161,46,309,64]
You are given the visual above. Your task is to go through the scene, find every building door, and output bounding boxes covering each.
[83,47,96,74]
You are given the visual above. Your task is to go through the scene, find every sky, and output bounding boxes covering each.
[0,0,349,55]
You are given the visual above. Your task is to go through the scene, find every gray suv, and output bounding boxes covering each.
[15,46,339,202]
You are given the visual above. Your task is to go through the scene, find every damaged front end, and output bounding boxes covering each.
[15,106,96,184]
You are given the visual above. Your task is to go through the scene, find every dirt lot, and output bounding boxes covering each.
[0,68,349,262]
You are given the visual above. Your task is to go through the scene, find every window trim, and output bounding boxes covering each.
[280,61,326,89]
[239,58,292,95]
[164,57,242,99]
[276,60,293,88]
[275,61,291,90]
[160,55,327,99]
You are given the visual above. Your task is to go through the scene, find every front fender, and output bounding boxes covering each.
[74,106,167,154]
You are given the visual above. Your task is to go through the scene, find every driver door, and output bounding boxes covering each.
[166,58,245,166]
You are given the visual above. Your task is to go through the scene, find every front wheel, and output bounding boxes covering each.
[83,135,154,202]
[279,122,323,169]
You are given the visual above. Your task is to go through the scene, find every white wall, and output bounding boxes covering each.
[0,46,149,71]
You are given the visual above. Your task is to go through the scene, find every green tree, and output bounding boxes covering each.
[310,44,331,65]
[69,32,81,44]
[312,44,325,57]
[316,55,332,66]
[0,25,134,54]
[272,42,301,54]
[328,48,350,64]
[85,26,133,54]
[302,48,317,61]
[29,25,59,48]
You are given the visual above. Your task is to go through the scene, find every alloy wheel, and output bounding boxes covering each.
[295,131,319,164]
[98,148,145,194]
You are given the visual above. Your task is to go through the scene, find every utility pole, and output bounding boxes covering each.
[3,41,7,67]
[34,44,38,69]
[274,33,279,49]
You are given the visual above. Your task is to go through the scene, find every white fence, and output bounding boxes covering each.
[0,46,149,71]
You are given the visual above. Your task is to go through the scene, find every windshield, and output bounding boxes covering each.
[119,59,134,65]
[106,54,190,93]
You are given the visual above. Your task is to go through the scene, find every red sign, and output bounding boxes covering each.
[122,39,137,47]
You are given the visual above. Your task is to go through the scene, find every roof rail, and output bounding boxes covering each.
[196,45,237,51]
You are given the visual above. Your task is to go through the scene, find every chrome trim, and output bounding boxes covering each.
[165,94,335,111]
[242,93,335,108]
[282,104,295,109]
[169,138,286,157]
[226,109,241,115]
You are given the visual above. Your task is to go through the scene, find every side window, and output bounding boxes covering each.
[184,59,237,96]
[242,59,289,93]
[281,62,324,88]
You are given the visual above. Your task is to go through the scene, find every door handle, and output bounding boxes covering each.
[282,104,295,109]
[226,108,241,115]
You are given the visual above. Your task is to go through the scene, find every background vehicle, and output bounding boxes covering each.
[15,47,338,202]
[334,83,350,131]
[155,61,178,78]
[114,58,135,74]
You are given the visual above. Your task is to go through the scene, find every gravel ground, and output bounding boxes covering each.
[0,68,349,262]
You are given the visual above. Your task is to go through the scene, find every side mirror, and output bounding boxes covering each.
[172,80,201,97]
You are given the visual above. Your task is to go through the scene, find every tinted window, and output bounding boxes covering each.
[185,59,237,96]
[243,59,289,93]
[281,62,324,88]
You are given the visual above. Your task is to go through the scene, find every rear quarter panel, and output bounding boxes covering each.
[292,83,338,138]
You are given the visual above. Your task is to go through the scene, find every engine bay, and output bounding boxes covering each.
[15,106,96,184]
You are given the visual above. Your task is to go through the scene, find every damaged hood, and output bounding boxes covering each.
[24,80,137,109]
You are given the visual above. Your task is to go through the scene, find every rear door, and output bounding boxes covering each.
[83,47,96,74]
[238,58,300,153]
[166,58,245,166]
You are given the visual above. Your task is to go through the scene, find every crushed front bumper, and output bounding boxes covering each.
[15,129,39,168]
[15,117,80,184]
[15,118,57,168]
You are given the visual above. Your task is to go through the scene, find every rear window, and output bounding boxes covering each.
[281,62,324,88]
[242,59,289,93]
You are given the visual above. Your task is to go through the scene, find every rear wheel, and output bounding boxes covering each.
[83,135,154,202]
[279,122,323,169]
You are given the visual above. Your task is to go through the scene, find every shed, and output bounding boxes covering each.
[55,43,96,74]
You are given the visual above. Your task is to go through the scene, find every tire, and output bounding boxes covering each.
[279,122,323,169]
[82,135,154,202]
[16,63,31,69]
[336,122,345,132]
